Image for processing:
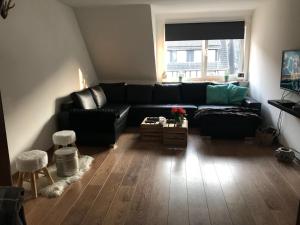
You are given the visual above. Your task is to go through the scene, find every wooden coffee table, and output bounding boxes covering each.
[140,117,188,147]
[163,119,188,147]
[140,117,163,142]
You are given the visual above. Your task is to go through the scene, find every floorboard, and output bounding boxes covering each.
[197,139,233,225]
[186,135,211,225]
[61,134,136,225]
[124,144,159,225]
[22,129,300,225]
[210,142,256,225]
[168,150,189,225]
[144,147,172,225]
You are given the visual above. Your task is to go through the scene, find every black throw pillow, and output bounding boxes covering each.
[89,86,107,108]
[71,89,97,110]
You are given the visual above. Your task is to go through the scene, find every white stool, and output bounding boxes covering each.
[54,147,79,177]
[52,130,76,149]
[52,130,80,158]
[16,150,54,198]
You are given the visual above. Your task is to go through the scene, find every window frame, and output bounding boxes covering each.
[164,39,245,82]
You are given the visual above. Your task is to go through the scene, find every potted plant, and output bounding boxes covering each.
[224,71,229,82]
[171,107,187,126]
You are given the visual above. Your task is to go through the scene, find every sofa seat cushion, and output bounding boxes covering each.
[126,84,153,104]
[132,104,197,111]
[69,104,130,133]
[153,84,181,104]
[99,83,126,103]
[100,104,131,119]
[128,104,197,126]
[197,105,239,110]
[71,89,97,110]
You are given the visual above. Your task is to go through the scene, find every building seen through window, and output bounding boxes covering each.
[164,39,243,81]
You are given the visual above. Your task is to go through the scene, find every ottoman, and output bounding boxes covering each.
[194,106,262,138]
[54,147,79,177]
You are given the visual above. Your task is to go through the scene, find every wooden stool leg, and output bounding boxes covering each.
[35,171,39,181]
[43,167,54,184]
[296,200,300,225]
[31,172,37,198]
[17,172,24,187]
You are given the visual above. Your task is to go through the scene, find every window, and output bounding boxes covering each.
[177,51,186,63]
[186,50,194,62]
[207,50,217,63]
[168,50,177,63]
[194,50,202,62]
[165,41,203,80]
[164,21,245,82]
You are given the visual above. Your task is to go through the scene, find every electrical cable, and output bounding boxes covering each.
[274,90,300,161]
[275,90,288,138]
[277,91,296,134]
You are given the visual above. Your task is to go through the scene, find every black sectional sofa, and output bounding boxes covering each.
[58,82,261,145]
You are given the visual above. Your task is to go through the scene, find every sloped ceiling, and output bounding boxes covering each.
[75,4,157,82]
[61,0,262,10]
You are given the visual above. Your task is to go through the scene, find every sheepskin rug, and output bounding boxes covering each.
[23,155,94,198]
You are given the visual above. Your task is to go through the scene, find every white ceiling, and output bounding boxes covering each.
[61,0,264,12]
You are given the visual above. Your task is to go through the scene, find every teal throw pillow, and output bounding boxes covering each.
[227,84,248,105]
[206,84,229,105]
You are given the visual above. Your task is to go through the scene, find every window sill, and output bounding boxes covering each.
[162,76,247,83]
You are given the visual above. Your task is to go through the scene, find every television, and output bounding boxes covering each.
[281,50,300,93]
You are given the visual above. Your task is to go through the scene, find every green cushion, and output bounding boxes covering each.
[227,84,248,105]
[206,84,229,105]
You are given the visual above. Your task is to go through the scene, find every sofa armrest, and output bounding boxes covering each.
[242,97,261,111]
[69,109,119,132]
[70,108,118,121]
[61,100,76,111]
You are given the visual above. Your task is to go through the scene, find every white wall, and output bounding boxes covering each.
[0,0,98,172]
[249,0,300,152]
[75,5,157,82]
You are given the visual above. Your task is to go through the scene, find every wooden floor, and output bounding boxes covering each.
[23,129,300,225]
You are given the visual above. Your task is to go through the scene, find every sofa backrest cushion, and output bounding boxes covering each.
[71,89,97,109]
[99,83,126,103]
[89,86,107,108]
[153,84,181,104]
[181,82,212,104]
[126,84,153,104]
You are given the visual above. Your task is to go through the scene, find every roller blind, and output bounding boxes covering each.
[165,21,245,41]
